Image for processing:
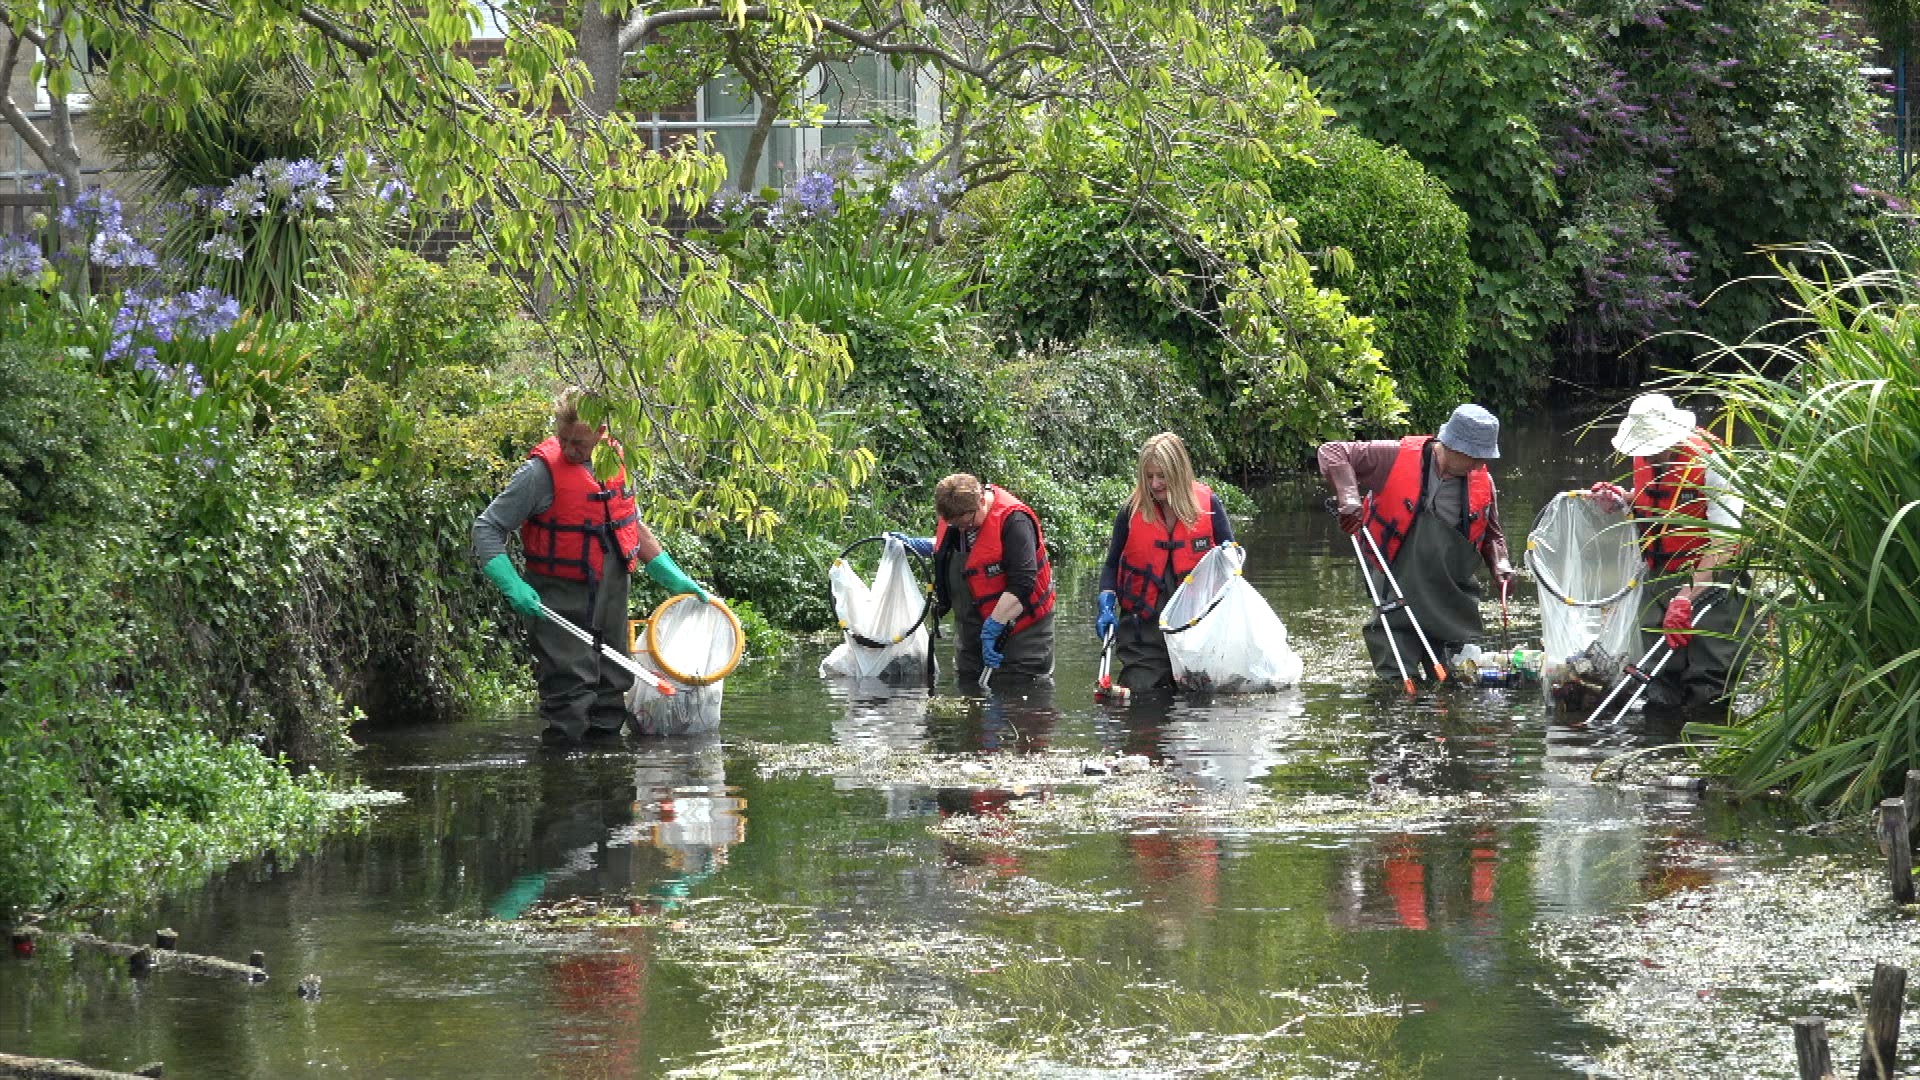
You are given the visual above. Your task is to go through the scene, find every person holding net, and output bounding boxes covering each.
[1587,393,1752,711]
[1092,433,1235,693]
[473,387,712,744]
[1318,405,1516,683]
[891,473,1056,684]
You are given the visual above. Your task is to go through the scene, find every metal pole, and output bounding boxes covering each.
[1360,526,1448,682]
[1352,534,1416,694]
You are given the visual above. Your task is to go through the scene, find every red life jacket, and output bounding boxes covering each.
[1115,481,1218,618]
[933,485,1056,635]
[520,436,644,584]
[1364,435,1495,566]
[1631,432,1713,573]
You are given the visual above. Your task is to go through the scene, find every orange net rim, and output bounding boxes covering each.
[644,594,745,687]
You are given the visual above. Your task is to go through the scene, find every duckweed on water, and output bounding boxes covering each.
[1532,855,1918,1079]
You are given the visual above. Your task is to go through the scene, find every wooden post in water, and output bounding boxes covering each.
[1792,1017,1833,1080]
[248,950,266,973]
[1904,771,1920,842]
[1857,963,1907,1080]
[154,928,177,951]
[1877,800,1915,904]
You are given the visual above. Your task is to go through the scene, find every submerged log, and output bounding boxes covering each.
[1857,962,1907,1080]
[63,934,266,983]
[1876,801,1915,905]
[0,1052,157,1078]
[1791,1016,1833,1080]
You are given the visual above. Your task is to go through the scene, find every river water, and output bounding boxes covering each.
[0,411,1899,1078]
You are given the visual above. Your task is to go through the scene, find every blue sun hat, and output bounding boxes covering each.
[1437,404,1501,460]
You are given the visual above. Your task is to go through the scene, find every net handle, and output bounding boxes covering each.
[645,593,745,687]
[831,534,932,649]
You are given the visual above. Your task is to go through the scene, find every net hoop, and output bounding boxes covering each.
[831,535,932,649]
[1158,541,1241,637]
[646,593,745,687]
[1524,492,1641,609]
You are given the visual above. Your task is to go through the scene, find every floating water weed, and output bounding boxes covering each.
[643,891,1414,1078]
[1533,855,1917,1078]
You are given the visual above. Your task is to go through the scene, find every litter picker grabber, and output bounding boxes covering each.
[1587,592,1720,724]
[1093,625,1130,703]
[541,603,675,696]
[1498,574,1513,652]
[1350,533,1417,694]
[1357,525,1449,685]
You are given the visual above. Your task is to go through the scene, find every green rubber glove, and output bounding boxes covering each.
[482,554,545,619]
[644,551,709,603]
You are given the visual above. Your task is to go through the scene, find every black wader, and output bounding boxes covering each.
[527,567,635,738]
[1635,572,1755,711]
[945,553,1054,685]
[1363,505,1488,682]
[1116,614,1175,692]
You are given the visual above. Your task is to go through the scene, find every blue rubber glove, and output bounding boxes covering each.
[1094,590,1118,641]
[482,554,545,619]
[981,617,1010,669]
[885,531,935,559]
[643,551,709,603]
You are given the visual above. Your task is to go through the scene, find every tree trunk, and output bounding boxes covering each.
[736,90,778,191]
[576,0,623,120]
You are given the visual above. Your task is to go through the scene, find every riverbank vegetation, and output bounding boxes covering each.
[1681,252,1920,813]
[0,0,1904,919]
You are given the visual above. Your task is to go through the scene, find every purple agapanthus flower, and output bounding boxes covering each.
[60,187,123,234]
[0,234,47,286]
[90,229,158,270]
[198,233,245,261]
[793,172,837,217]
[176,287,241,338]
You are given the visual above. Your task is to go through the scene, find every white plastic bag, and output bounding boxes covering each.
[1158,543,1302,692]
[628,639,724,736]
[1526,491,1644,673]
[819,537,931,682]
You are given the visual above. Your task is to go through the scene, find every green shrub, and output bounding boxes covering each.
[985,174,1406,474]
[1685,253,1920,813]
[1268,127,1474,427]
[313,249,533,389]
[0,341,135,557]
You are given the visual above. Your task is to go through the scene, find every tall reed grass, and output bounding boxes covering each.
[1680,248,1920,813]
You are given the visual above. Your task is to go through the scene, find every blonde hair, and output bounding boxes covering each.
[554,386,586,429]
[934,473,985,523]
[1128,432,1199,528]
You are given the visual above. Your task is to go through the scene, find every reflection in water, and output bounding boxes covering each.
[488,735,747,920]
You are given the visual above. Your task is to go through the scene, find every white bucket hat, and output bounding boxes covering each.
[1611,393,1697,457]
